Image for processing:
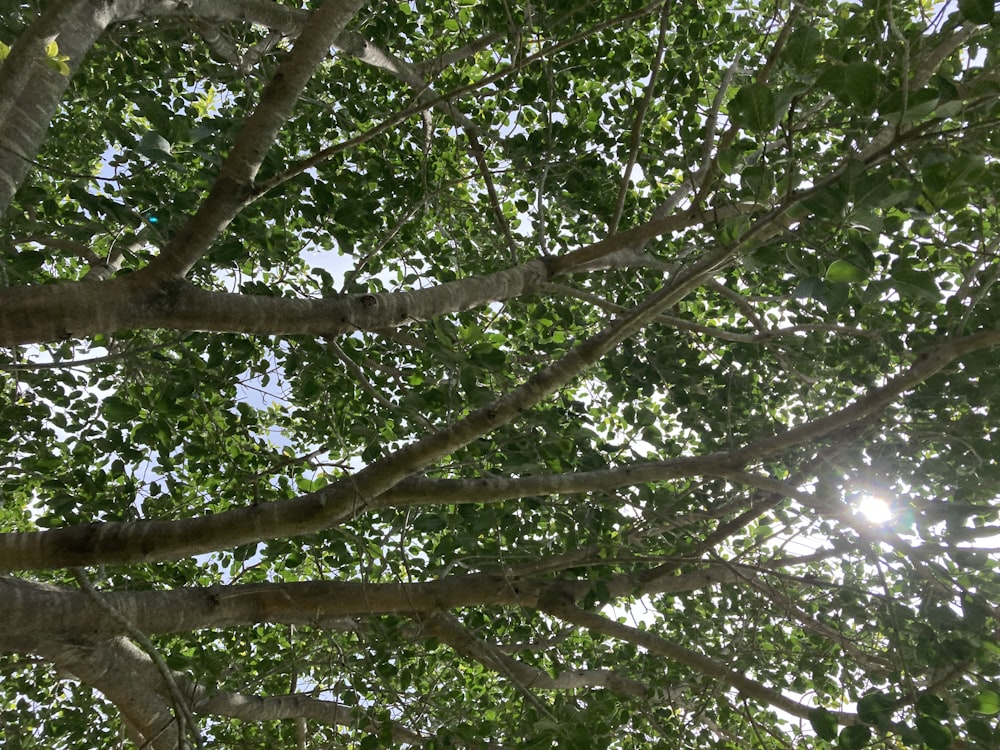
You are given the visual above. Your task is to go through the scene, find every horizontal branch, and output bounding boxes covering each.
[419,611,650,699]
[0,573,539,637]
[2,194,738,345]
[197,691,426,745]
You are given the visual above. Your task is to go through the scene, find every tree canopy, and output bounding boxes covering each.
[3,0,1000,747]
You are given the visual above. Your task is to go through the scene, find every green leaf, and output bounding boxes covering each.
[857,691,894,730]
[879,88,940,124]
[838,723,871,749]
[809,707,839,740]
[43,56,70,76]
[891,265,939,302]
[102,396,140,422]
[967,718,996,742]
[844,62,880,109]
[730,83,778,133]
[782,27,822,71]
[741,164,774,195]
[915,717,952,750]
[826,259,867,283]
[972,690,1000,716]
[136,131,172,161]
[0,41,10,61]
[916,693,949,721]
[940,637,974,662]
[959,0,995,24]
[793,276,827,300]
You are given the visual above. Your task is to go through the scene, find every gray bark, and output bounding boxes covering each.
[0,0,116,220]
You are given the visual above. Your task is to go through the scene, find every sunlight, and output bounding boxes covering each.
[856,492,894,524]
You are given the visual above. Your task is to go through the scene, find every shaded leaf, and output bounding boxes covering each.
[959,0,995,24]
[838,723,871,749]
[857,691,895,730]
[915,717,952,750]
[730,83,778,133]
[844,62,880,109]
[783,27,822,71]
[809,707,839,741]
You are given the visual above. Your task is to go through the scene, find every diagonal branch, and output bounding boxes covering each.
[72,568,203,748]
[608,1,674,234]
[732,330,1000,463]
[23,634,182,750]
[0,228,748,569]
[537,597,859,726]
[4,325,999,571]
[0,0,117,220]
[137,0,367,281]
[419,611,650,699]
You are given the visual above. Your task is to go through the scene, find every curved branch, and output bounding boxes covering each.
[73,569,203,748]
[26,635,182,750]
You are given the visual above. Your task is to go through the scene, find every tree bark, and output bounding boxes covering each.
[0,0,116,220]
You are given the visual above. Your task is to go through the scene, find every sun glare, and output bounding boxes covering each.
[856,493,893,523]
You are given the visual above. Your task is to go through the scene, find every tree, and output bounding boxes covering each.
[2,0,1000,746]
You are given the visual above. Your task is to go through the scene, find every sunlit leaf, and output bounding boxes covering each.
[826,259,868,283]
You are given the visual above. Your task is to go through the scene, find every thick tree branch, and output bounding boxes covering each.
[0,0,117,220]
[73,569,203,748]
[0,231,745,569]
[0,573,540,636]
[27,635,182,750]
[1,197,741,345]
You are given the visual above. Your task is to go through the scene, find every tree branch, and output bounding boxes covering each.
[72,568,203,748]
[419,611,650,699]
[5,327,998,570]
[537,598,859,726]
[0,0,117,219]
[138,0,367,280]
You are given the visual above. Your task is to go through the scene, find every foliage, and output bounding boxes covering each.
[2,0,1000,748]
